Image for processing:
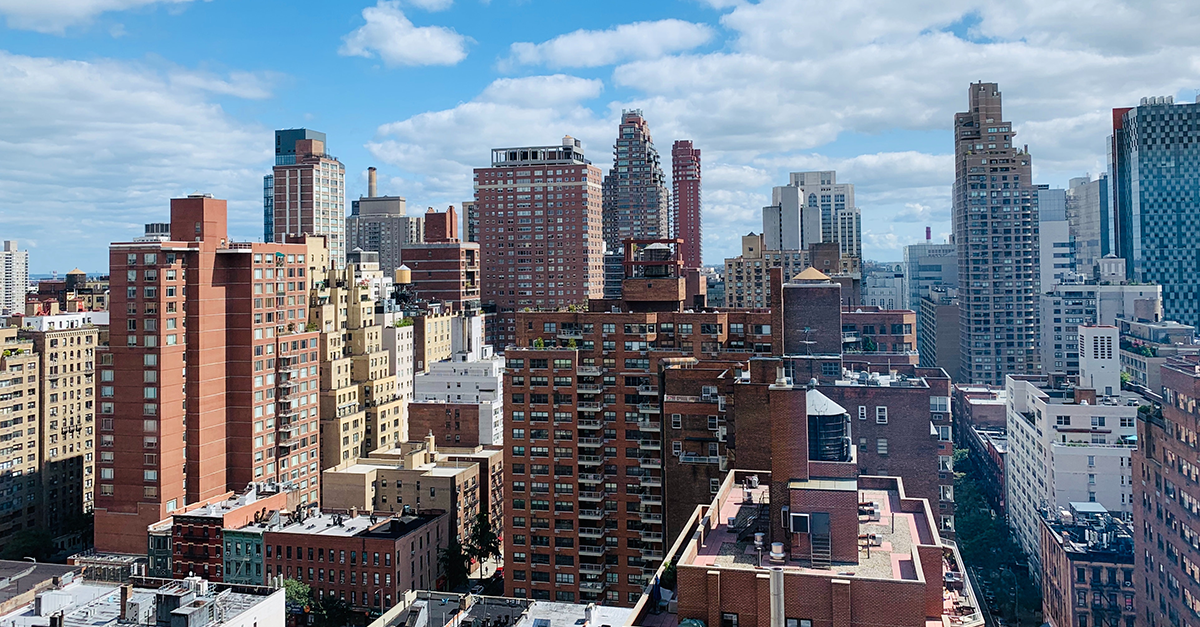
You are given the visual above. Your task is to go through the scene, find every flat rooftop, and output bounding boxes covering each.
[0,580,277,627]
[830,370,930,388]
[273,511,438,539]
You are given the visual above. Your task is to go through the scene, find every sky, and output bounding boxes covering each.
[2,0,1200,275]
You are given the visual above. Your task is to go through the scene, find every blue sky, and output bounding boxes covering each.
[2,0,1199,274]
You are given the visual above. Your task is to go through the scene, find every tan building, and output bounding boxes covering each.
[311,249,407,470]
[0,329,39,552]
[414,311,455,373]
[17,312,102,555]
[722,233,807,309]
[321,434,502,542]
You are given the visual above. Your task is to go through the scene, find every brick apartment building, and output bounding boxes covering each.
[500,243,955,604]
[93,196,323,554]
[1041,503,1135,627]
[474,137,605,345]
[401,205,481,311]
[1135,355,1200,626]
[0,329,39,552]
[263,509,448,610]
[840,306,918,366]
[671,140,702,269]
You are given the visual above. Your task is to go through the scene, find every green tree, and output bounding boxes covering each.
[466,513,501,578]
[282,579,311,608]
[533,337,545,349]
[1,529,54,562]
[438,538,471,591]
[312,596,356,627]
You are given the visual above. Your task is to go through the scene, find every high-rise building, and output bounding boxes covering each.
[953,82,1041,384]
[919,285,960,375]
[722,234,807,309]
[762,185,818,251]
[1066,174,1110,277]
[1038,185,1075,287]
[1005,375,1137,571]
[463,200,479,243]
[1111,96,1200,328]
[401,206,480,311]
[902,239,957,310]
[262,175,273,243]
[0,328,38,553]
[860,264,904,309]
[0,240,28,316]
[93,195,323,554]
[602,111,669,252]
[346,168,425,276]
[474,136,604,344]
[1135,355,1200,625]
[789,170,861,256]
[267,128,347,268]
[671,140,702,268]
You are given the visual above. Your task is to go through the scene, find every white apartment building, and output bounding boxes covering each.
[413,346,504,445]
[0,240,28,316]
[1004,375,1139,571]
[380,317,416,408]
[12,310,109,331]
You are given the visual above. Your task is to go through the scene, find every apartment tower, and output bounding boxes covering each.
[671,140,702,268]
[94,196,323,554]
[602,111,669,253]
[0,240,28,316]
[953,82,1041,384]
[401,206,481,311]
[473,136,604,344]
[346,166,425,275]
[267,129,347,268]
[0,329,38,552]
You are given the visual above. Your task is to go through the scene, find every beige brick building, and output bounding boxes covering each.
[0,328,39,552]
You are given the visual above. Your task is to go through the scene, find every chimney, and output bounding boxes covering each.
[120,584,132,619]
[769,568,785,627]
[368,167,378,198]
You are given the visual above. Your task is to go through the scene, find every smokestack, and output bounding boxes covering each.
[769,567,785,627]
[925,226,931,241]
[368,167,378,198]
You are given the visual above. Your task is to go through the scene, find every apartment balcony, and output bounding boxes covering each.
[577,384,604,394]
[578,455,603,466]
[578,527,605,539]
[579,582,607,593]
[578,437,604,447]
[639,531,664,542]
[579,473,603,484]
[578,418,602,428]
[579,509,604,520]
[579,491,604,502]
[637,385,659,395]
[640,476,662,487]
[639,494,663,505]
[637,403,660,414]
[637,421,661,432]
[578,402,603,412]
[578,545,607,557]
[557,330,584,340]
[577,365,603,376]
[639,512,663,524]
[640,548,664,560]
[638,440,661,451]
[579,563,606,575]
[639,457,662,469]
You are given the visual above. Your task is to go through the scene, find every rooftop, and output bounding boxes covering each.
[272,511,439,539]
[1044,504,1134,564]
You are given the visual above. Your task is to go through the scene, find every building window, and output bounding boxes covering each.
[858,406,866,420]
[721,614,739,627]
[875,407,888,424]
[876,439,888,455]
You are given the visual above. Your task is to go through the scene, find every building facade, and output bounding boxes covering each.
[1112,96,1200,328]
[721,234,806,309]
[347,191,425,277]
[953,82,1041,385]
[0,329,39,553]
[412,348,504,446]
[474,137,604,344]
[902,240,957,310]
[602,111,669,253]
[671,140,702,269]
[1067,174,1111,277]
[1040,503,1135,627]
[1136,355,1200,626]
[268,129,347,268]
[94,196,323,554]
[401,206,480,311]
[918,285,960,374]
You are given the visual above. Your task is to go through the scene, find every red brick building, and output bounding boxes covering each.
[1040,504,1135,627]
[402,206,480,311]
[263,509,449,610]
[94,196,323,554]
[671,140,702,269]
[473,137,604,344]
[408,402,483,447]
[1135,355,1200,626]
[841,306,918,365]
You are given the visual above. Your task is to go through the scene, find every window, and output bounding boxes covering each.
[930,396,950,412]
[876,438,888,455]
[1091,416,1106,427]
[671,414,682,429]
[858,406,867,421]
[875,406,888,424]
[721,614,739,627]
[939,455,952,472]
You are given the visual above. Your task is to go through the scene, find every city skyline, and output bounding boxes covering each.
[3,0,1199,272]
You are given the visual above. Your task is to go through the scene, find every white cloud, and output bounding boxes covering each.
[0,51,271,272]
[507,19,714,69]
[478,75,604,108]
[0,0,195,33]
[168,69,279,100]
[340,1,470,67]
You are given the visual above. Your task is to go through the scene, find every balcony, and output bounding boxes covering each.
[640,494,663,505]
[579,491,604,502]
[557,330,584,340]
[578,402,603,412]
[639,512,663,524]
[579,563,606,574]
[579,509,604,520]
[578,527,604,539]
[639,531,664,542]
[578,437,603,447]
[578,419,602,428]
[637,403,660,414]
[579,582,607,593]
[578,455,603,466]
[637,385,659,395]
[639,457,662,469]
[577,365,603,376]
[640,476,662,487]
[577,384,604,394]
[640,549,664,560]
[579,545,606,557]
[578,473,603,484]
[638,421,661,432]
[638,440,661,451]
